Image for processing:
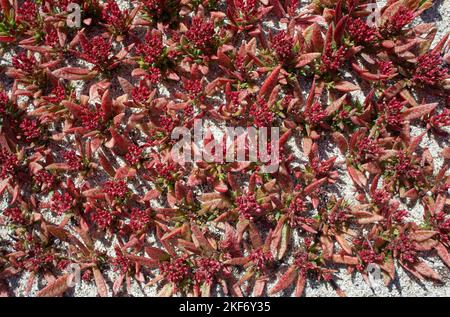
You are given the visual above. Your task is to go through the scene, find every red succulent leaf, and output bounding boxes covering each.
[36,274,70,297]
[331,254,359,265]
[53,67,97,80]
[269,266,298,295]
[259,65,281,98]
[93,267,109,297]
[409,261,443,282]
[402,103,438,120]
[434,243,450,267]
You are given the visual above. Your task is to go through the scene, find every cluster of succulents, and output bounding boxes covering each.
[0,0,448,297]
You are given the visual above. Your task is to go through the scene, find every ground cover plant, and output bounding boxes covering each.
[0,0,449,297]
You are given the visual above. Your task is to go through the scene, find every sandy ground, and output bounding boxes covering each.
[0,0,449,297]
